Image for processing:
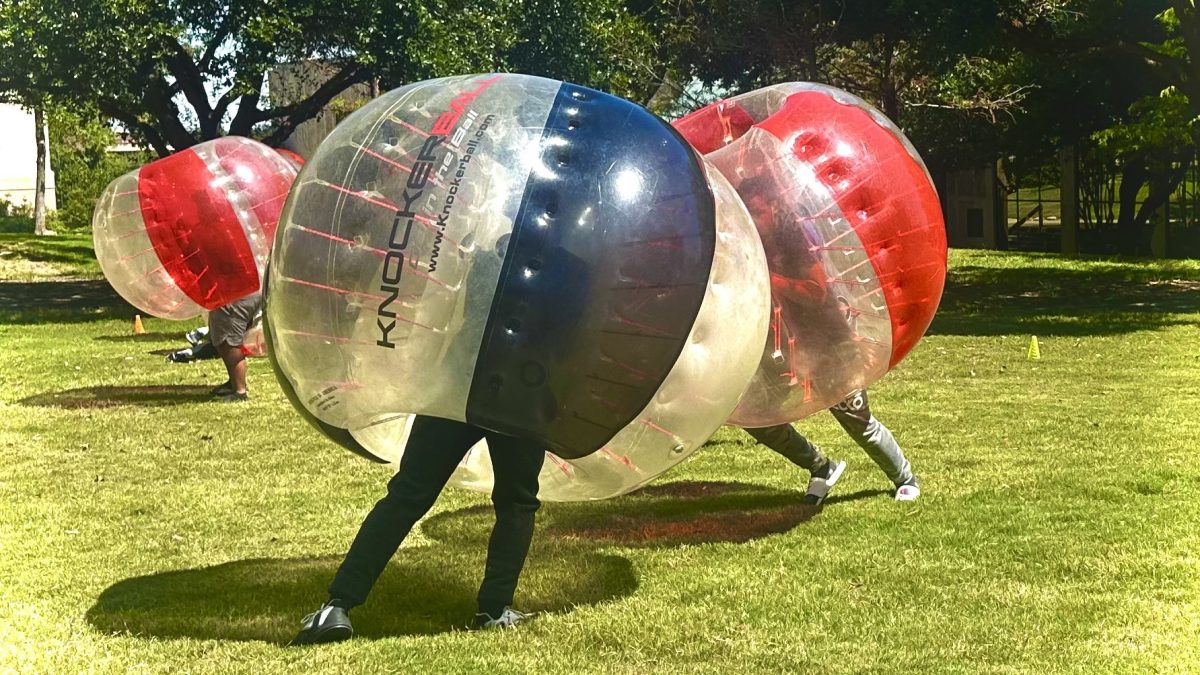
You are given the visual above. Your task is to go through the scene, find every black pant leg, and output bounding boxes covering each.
[475,432,545,616]
[742,424,827,472]
[328,416,483,608]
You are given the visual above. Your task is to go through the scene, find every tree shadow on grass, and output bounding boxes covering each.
[931,264,1200,337]
[19,385,212,408]
[0,280,134,325]
[93,331,184,342]
[86,480,830,644]
[0,243,97,265]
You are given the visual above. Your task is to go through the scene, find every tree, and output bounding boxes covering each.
[0,0,660,157]
[47,105,153,231]
[32,105,52,236]
[997,0,1187,250]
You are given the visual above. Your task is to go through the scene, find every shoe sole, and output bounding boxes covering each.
[289,624,352,646]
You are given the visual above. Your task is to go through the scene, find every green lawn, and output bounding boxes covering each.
[2,241,1199,673]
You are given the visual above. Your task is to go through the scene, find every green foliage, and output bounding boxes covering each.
[47,106,152,231]
[1094,90,1200,154]
[0,0,663,155]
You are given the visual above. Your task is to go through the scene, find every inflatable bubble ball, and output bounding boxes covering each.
[265,73,770,487]
[92,137,297,320]
[673,83,947,427]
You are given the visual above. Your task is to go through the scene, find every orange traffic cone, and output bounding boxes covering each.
[133,314,146,335]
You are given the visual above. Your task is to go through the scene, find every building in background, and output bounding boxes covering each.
[0,103,56,210]
[268,61,373,160]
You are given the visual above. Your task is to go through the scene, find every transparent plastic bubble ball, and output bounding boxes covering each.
[265,73,769,497]
[673,83,947,427]
[92,137,297,320]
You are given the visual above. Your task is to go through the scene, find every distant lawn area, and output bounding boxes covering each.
[1,239,1198,672]
[0,232,101,281]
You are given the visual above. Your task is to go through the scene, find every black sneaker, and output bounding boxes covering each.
[289,602,353,646]
[167,348,197,363]
[209,381,234,397]
[218,391,249,403]
[471,607,536,629]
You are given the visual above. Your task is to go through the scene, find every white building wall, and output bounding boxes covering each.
[0,103,56,210]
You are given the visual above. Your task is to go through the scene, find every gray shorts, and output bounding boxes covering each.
[208,292,263,347]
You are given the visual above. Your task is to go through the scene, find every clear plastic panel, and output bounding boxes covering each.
[359,163,770,501]
[92,170,203,320]
[267,74,561,431]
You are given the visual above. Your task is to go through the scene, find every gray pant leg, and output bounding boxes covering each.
[829,390,912,485]
[743,424,827,473]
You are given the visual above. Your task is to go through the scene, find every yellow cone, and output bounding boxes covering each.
[133,314,145,335]
[1027,335,1040,360]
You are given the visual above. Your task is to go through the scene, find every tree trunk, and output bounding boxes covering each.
[1115,159,1148,253]
[32,105,52,236]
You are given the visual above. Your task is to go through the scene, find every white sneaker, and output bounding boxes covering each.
[804,459,846,505]
[472,607,536,629]
[895,476,921,502]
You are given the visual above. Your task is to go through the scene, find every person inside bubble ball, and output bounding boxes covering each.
[207,290,262,402]
[289,417,547,645]
[290,234,547,646]
[733,174,920,504]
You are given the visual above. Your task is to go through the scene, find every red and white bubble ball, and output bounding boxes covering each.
[92,137,297,320]
[673,83,947,427]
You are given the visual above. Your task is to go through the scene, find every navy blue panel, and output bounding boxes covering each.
[466,83,716,460]
[262,272,388,464]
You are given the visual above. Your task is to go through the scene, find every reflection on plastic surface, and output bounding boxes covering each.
[453,165,767,500]
[92,137,297,320]
[265,74,760,476]
[672,83,947,427]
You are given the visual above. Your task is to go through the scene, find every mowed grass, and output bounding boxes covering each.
[1,242,1199,673]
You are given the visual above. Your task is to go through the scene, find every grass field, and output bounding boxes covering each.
[2,234,1199,673]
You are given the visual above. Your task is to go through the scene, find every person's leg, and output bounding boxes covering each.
[743,424,830,474]
[327,416,483,609]
[744,424,845,505]
[208,294,259,398]
[475,433,545,618]
[216,342,247,394]
[829,390,913,486]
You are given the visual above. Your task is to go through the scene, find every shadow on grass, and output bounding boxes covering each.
[87,481,820,644]
[86,551,637,643]
[0,279,134,325]
[20,385,212,408]
[93,331,185,342]
[0,243,97,265]
[931,263,1200,337]
[425,480,822,548]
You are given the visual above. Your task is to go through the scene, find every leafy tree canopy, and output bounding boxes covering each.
[0,0,659,156]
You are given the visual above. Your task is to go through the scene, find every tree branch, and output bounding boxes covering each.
[162,37,216,136]
[143,73,199,151]
[98,99,170,156]
[228,79,263,136]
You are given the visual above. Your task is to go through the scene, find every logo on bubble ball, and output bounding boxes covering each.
[376,76,501,349]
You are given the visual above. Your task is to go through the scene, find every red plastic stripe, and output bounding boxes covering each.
[138,149,259,309]
[671,100,757,155]
[753,92,946,367]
